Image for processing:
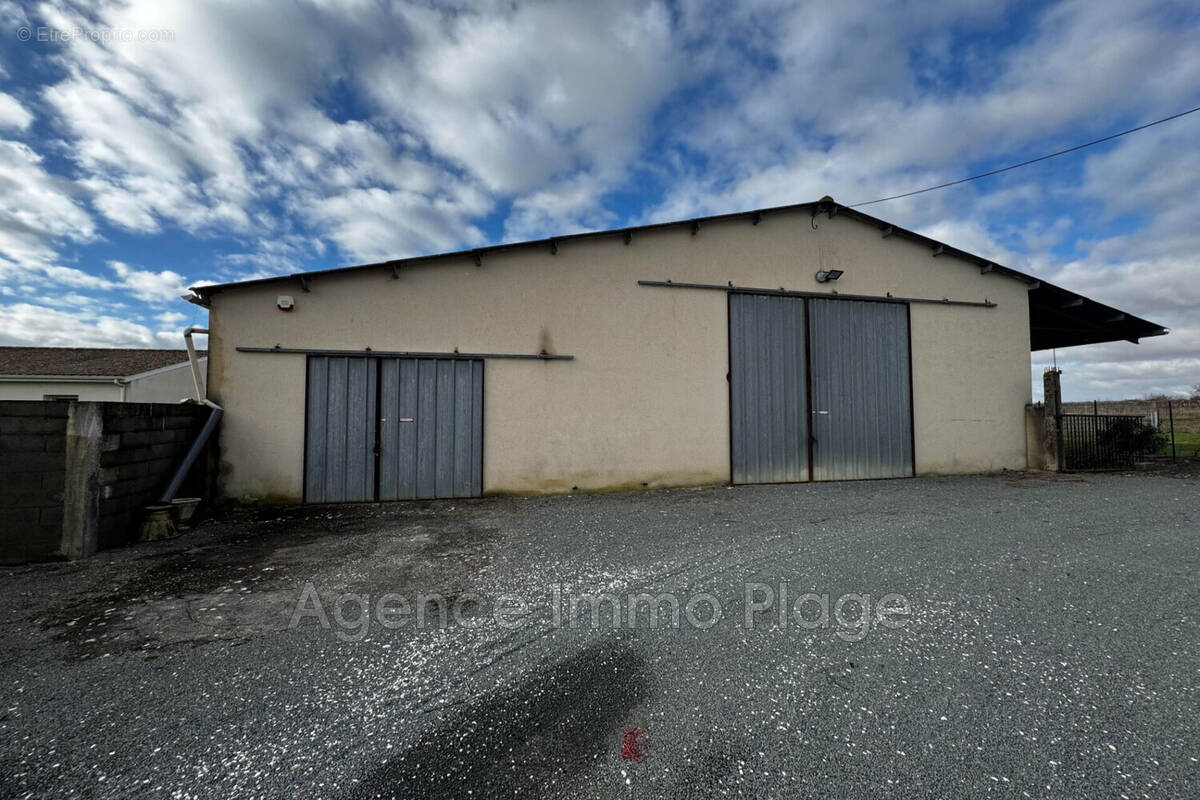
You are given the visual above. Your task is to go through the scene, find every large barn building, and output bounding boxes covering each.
[186,199,1165,503]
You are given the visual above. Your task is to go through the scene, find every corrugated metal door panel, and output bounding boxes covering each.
[470,360,484,496]
[434,360,457,497]
[325,357,347,497]
[378,358,398,500]
[450,360,478,497]
[378,358,420,500]
[344,357,376,498]
[379,357,483,500]
[809,299,913,481]
[304,357,328,502]
[415,359,439,499]
[398,359,421,498]
[729,294,809,484]
[304,356,376,502]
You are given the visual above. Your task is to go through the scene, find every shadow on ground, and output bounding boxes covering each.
[345,639,650,800]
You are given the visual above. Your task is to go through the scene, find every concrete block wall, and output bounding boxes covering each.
[97,404,209,550]
[0,401,214,564]
[0,401,69,564]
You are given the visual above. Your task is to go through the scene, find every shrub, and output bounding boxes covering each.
[1097,417,1165,456]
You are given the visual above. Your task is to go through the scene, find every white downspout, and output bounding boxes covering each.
[183,326,209,403]
[158,327,224,504]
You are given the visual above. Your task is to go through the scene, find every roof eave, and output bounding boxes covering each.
[186,198,1168,351]
[0,375,125,383]
[187,201,828,298]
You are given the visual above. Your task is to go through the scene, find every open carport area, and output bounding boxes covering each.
[1,470,1198,799]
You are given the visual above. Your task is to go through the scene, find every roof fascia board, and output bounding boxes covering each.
[0,375,124,383]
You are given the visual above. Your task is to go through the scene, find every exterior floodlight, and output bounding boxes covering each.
[815,269,844,283]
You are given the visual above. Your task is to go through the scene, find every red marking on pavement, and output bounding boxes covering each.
[620,726,648,762]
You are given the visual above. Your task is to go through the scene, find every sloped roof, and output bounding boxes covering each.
[185,198,1168,352]
[0,347,203,378]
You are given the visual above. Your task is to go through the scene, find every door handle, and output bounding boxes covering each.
[813,410,830,415]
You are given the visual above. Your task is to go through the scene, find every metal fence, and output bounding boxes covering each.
[1058,413,1156,470]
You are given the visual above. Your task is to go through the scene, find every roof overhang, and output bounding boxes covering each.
[186,198,1168,352]
[1027,283,1166,351]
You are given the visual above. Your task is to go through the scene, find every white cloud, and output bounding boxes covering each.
[0,139,96,287]
[0,0,28,36]
[1034,352,1200,401]
[367,1,677,196]
[0,92,32,130]
[651,0,1200,221]
[32,292,106,309]
[219,233,325,279]
[36,265,111,290]
[0,302,182,348]
[108,260,189,303]
[304,187,488,262]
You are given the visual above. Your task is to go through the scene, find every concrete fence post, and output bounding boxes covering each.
[1042,369,1064,472]
[62,402,103,559]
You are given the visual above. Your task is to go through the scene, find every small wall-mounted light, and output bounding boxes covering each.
[277,295,295,312]
[815,269,844,283]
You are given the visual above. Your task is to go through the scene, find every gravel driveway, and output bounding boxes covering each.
[2,471,1198,798]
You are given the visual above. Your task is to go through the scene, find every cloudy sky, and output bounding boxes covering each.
[0,0,1197,400]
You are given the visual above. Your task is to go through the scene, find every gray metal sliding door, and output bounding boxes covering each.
[729,294,809,483]
[808,299,913,480]
[304,356,377,502]
[379,358,483,500]
[305,356,483,502]
[728,294,914,484]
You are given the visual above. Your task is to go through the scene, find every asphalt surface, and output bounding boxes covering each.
[1,470,1198,798]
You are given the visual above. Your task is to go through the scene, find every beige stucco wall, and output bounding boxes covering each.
[206,209,1031,502]
[0,380,124,401]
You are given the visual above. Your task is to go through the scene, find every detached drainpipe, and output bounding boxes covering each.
[183,325,207,403]
[158,327,223,504]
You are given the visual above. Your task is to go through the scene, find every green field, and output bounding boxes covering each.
[1059,410,1200,462]
[1060,401,1200,459]
[1161,431,1200,458]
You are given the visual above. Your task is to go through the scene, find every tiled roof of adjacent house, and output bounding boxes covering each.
[0,347,204,378]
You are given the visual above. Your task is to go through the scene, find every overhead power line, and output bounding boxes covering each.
[849,104,1200,208]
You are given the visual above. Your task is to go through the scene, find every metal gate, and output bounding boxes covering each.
[305,356,483,502]
[729,294,809,483]
[729,294,914,484]
[1059,413,1152,470]
[808,299,913,480]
